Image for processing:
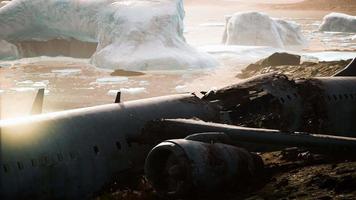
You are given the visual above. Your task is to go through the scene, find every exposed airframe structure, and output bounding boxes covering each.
[2,70,356,199]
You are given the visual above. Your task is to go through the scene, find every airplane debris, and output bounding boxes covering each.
[204,73,356,135]
[0,94,218,199]
[115,91,121,103]
[2,72,356,199]
[143,119,356,154]
[334,57,356,76]
[145,139,263,197]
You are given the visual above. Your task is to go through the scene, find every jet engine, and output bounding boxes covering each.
[144,139,264,197]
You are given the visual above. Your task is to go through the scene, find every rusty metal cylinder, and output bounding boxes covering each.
[144,139,263,196]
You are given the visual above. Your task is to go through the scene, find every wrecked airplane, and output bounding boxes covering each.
[2,62,356,199]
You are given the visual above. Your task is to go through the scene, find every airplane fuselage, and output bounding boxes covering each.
[1,94,218,199]
[2,75,356,199]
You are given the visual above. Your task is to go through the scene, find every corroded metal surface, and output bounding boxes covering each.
[204,73,356,136]
[151,119,356,153]
[144,139,263,196]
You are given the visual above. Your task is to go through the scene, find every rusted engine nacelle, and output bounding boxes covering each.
[144,139,263,196]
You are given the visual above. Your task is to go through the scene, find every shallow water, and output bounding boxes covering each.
[0,4,355,119]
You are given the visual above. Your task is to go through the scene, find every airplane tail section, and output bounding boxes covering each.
[30,89,44,115]
[334,57,356,76]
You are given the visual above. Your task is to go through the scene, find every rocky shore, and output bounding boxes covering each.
[237,52,351,79]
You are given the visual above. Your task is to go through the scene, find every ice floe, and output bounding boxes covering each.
[51,69,82,76]
[0,56,90,68]
[138,81,150,86]
[11,87,36,92]
[16,80,49,88]
[303,51,356,62]
[95,77,129,85]
[107,87,147,96]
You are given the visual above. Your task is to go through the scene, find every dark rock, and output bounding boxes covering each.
[308,174,337,190]
[331,164,338,169]
[238,54,351,79]
[318,196,333,200]
[319,176,337,190]
[258,52,301,67]
[336,168,356,175]
[334,175,356,193]
[244,53,301,72]
[275,178,289,188]
[111,69,145,77]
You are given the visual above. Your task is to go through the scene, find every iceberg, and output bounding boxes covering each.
[319,13,356,33]
[0,40,19,60]
[222,12,307,49]
[0,0,217,70]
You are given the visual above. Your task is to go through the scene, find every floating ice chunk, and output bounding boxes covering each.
[0,0,217,70]
[0,56,90,68]
[74,87,95,90]
[16,80,34,86]
[95,77,129,85]
[107,90,120,96]
[223,12,307,49]
[302,51,356,62]
[33,82,48,88]
[120,87,147,95]
[138,81,150,86]
[319,13,356,33]
[51,69,81,76]
[11,87,36,92]
[16,80,49,89]
[107,87,146,96]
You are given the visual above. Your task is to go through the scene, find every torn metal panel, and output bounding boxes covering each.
[203,73,302,131]
[203,73,356,136]
[334,57,356,76]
